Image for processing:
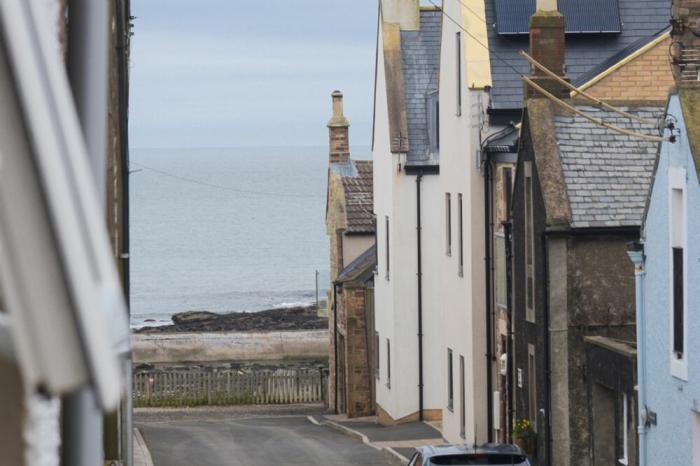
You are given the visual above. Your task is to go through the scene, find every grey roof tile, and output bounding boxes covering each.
[554,105,664,228]
[401,10,441,165]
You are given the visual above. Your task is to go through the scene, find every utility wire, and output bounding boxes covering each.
[429,0,668,140]
[130,160,325,199]
[523,77,666,142]
[519,51,659,126]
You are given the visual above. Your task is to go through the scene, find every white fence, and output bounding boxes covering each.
[133,368,327,407]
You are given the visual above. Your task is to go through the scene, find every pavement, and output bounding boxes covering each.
[133,428,154,466]
[136,408,403,466]
[309,414,445,463]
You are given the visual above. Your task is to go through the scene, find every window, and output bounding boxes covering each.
[528,345,537,426]
[669,168,687,379]
[504,167,513,221]
[619,393,629,465]
[336,230,345,275]
[385,216,390,281]
[386,338,391,389]
[458,193,464,277]
[456,32,462,116]
[375,332,380,380]
[446,193,452,256]
[447,349,454,411]
[460,355,466,438]
[693,411,700,466]
[427,90,439,154]
[524,162,535,323]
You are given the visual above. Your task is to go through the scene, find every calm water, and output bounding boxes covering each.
[130,146,370,327]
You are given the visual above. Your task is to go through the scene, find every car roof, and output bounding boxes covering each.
[417,443,525,458]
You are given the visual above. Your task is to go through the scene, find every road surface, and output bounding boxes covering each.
[137,414,400,466]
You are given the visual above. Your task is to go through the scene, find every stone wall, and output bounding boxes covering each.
[133,330,328,364]
[343,287,373,417]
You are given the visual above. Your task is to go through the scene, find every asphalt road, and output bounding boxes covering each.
[137,415,400,466]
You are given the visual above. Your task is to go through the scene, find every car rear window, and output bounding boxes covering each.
[429,454,528,465]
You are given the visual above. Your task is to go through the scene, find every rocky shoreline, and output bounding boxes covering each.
[135,304,327,334]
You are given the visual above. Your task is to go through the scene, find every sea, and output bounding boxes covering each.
[129,146,370,328]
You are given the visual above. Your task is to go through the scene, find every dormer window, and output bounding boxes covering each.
[427,89,439,156]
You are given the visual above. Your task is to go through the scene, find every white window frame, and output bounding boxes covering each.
[669,167,687,381]
[524,162,536,323]
[528,344,537,428]
[618,393,628,465]
[693,410,700,466]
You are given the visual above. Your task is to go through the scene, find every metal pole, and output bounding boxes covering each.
[115,0,133,462]
[63,0,110,465]
[315,270,319,313]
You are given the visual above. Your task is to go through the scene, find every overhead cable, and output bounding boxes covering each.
[522,77,668,142]
[519,51,660,126]
[427,0,668,142]
[130,161,325,199]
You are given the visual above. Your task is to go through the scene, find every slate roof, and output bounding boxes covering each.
[554,105,664,228]
[334,160,374,234]
[401,9,441,165]
[485,0,672,112]
[337,245,377,285]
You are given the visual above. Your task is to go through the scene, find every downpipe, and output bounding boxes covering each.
[484,161,494,442]
[333,283,339,414]
[627,243,647,466]
[416,174,424,422]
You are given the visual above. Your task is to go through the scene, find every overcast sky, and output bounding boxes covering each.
[129,1,380,148]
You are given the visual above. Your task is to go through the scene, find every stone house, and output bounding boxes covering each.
[471,0,672,443]
[631,2,700,464]
[325,91,376,417]
[511,4,667,465]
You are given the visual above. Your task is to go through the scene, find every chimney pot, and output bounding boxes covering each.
[536,0,557,11]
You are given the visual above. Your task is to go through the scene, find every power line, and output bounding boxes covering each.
[129,161,325,199]
[428,0,667,140]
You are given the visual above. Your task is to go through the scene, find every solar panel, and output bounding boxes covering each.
[494,0,622,35]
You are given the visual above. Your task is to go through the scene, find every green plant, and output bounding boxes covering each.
[513,419,536,439]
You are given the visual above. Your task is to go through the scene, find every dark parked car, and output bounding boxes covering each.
[408,444,530,465]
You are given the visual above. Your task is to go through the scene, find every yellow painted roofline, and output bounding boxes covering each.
[575,31,670,94]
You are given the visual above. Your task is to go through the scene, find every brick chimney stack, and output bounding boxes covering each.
[525,0,570,99]
[670,0,700,87]
[328,90,350,164]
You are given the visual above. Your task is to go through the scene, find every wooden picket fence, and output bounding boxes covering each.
[133,368,327,408]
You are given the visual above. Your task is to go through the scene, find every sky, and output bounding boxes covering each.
[129,0,379,148]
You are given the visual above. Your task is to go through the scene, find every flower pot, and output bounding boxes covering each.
[514,435,537,457]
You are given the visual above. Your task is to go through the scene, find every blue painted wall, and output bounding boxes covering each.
[642,93,700,466]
